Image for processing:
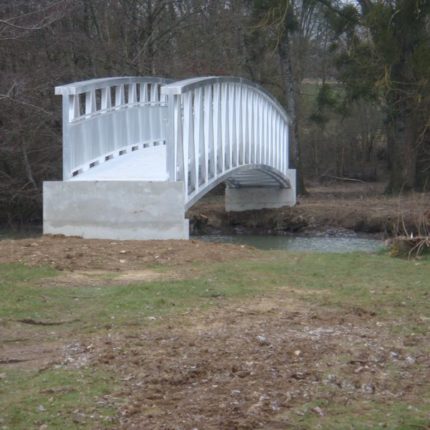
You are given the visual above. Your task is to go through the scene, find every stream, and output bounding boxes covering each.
[197,232,385,253]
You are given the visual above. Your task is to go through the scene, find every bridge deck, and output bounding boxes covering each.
[70,146,168,182]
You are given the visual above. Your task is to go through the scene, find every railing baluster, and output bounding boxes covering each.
[141,84,148,103]
[236,85,242,165]
[268,106,273,167]
[115,85,124,107]
[101,87,111,110]
[277,115,281,171]
[228,84,235,168]
[249,90,254,164]
[282,124,287,173]
[221,83,227,172]
[275,113,278,169]
[274,110,278,168]
[246,89,250,164]
[83,91,95,163]
[213,83,220,174]
[265,102,269,164]
[254,95,259,165]
[273,114,278,170]
[183,92,192,193]
[85,90,96,115]
[247,89,252,164]
[175,95,183,181]
[149,84,158,144]
[256,96,261,165]
[151,84,158,103]
[70,95,79,121]
[203,86,212,182]
[241,88,247,165]
[129,83,137,104]
[194,88,203,189]
[285,124,289,173]
[139,83,148,105]
[249,92,254,164]
[260,101,265,164]
[166,94,175,179]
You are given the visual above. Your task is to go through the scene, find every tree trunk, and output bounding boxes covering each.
[385,104,417,193]
[278,35,307,195]
[415,133,430,191]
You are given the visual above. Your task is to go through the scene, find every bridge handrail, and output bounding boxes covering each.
[57,76,172,179]
[55,76,172,96]
[161,76,290,124]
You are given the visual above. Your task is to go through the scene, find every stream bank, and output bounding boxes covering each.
[187,182,429,237]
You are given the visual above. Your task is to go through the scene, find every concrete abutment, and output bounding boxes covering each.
[43,181,189,240]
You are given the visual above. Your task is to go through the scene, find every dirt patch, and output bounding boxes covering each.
[40,269,171,288]
[0,340,63,370]
[0,319,65,370]
[188,182,430,236]
[0,236,258,271]
[68,293,429,429]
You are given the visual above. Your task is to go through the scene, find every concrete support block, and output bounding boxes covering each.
[43,181,189,240]
[225,169,296,211]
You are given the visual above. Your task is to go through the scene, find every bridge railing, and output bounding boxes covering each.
[161,76,290,204]
[56,76,172,180]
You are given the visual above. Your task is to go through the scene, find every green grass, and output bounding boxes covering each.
[0,368,117,429]
[1,253,429,333]
[286,398,430,430]
[0,262,260,332]
[241,252,430,320]
[1,252,429,428]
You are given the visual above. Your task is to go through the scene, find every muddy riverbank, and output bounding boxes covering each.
[188,182,430,237]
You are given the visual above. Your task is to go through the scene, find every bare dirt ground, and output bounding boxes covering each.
[0,236,258,271]
[103,295,429,429]
[188,182,430,235]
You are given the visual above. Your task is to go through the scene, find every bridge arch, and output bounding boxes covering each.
[161,77,295,208]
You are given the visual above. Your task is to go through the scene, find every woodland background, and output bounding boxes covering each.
[1,0,429,225]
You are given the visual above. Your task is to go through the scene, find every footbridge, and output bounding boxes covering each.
[44,76,296,240]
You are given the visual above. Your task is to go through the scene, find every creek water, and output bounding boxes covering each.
[1,228,384,253]
[197,233,384,253]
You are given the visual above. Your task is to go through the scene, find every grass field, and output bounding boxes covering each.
[1,250,429,429]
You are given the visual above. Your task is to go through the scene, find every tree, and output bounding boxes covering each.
[250,0,330,194]
[328,0,430,192]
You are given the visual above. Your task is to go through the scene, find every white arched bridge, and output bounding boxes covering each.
[43,76,296,240]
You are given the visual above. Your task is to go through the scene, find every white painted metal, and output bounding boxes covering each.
[55,76,172,180]
[56,75,292,210]
[70,145,168,182]
[161,76,291,209]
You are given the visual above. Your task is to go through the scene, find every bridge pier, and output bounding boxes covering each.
[225,170,296,212]
[43,181,189,240]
